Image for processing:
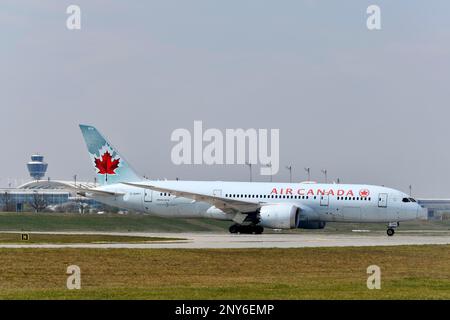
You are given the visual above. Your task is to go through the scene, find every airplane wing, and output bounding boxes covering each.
[122,182,261,214]
[76,188,125,197]
[64,184,125,197]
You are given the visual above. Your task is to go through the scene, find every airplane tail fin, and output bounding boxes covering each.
[79,124,143,185]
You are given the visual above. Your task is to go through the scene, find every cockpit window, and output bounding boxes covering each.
[402,198,410,203]
[409,198,416,203]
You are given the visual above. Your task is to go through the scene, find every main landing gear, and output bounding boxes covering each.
[386,222,399,237]
[229,224,264,234]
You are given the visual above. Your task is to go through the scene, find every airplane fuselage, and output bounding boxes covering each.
[92,181,424,224]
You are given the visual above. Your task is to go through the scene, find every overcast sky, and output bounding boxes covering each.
[1,1,450,197]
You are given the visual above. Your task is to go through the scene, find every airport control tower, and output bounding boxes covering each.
[27,154,48,180]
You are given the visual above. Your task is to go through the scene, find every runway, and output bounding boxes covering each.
[0,231,449,249]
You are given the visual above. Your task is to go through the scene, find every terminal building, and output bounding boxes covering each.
[0,154,101,212]
[416,199,450,220]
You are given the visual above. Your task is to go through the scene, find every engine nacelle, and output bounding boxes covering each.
[259,204,299,229]
[297,221,326,229]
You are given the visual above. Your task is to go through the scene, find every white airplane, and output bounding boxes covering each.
[76,125,427,236]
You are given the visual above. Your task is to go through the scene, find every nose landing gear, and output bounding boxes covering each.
[386,222,399,236]
[229,224,264,234]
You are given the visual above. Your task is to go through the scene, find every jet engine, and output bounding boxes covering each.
[259,204,300,229]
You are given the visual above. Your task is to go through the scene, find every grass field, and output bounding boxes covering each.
[0,232,182,244]
[0,245,448,299]
[0,212,448,299]
[0,212,230,232]
[0,212,448,234]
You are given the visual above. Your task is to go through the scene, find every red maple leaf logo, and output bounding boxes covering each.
[359,189,370,197]
[94,151,120,175]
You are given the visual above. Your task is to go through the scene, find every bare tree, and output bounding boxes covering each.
[2,192,15,212]
[29,192,48,212]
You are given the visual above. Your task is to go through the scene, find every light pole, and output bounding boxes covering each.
[304,167,311,181]
[321,169,328,183]
[409,185,412,197]
[73,174,77,187]
[285,165,292,183]
[245,162,252,182]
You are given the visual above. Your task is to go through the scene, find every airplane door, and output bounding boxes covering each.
[378,193,388,208]
[320,195,329,206]
[213,189,222,197]
[144,190,152,202]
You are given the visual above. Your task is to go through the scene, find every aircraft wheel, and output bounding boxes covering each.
[254,226,264,234]
[387,228,395,237]
[229,224,239,234]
